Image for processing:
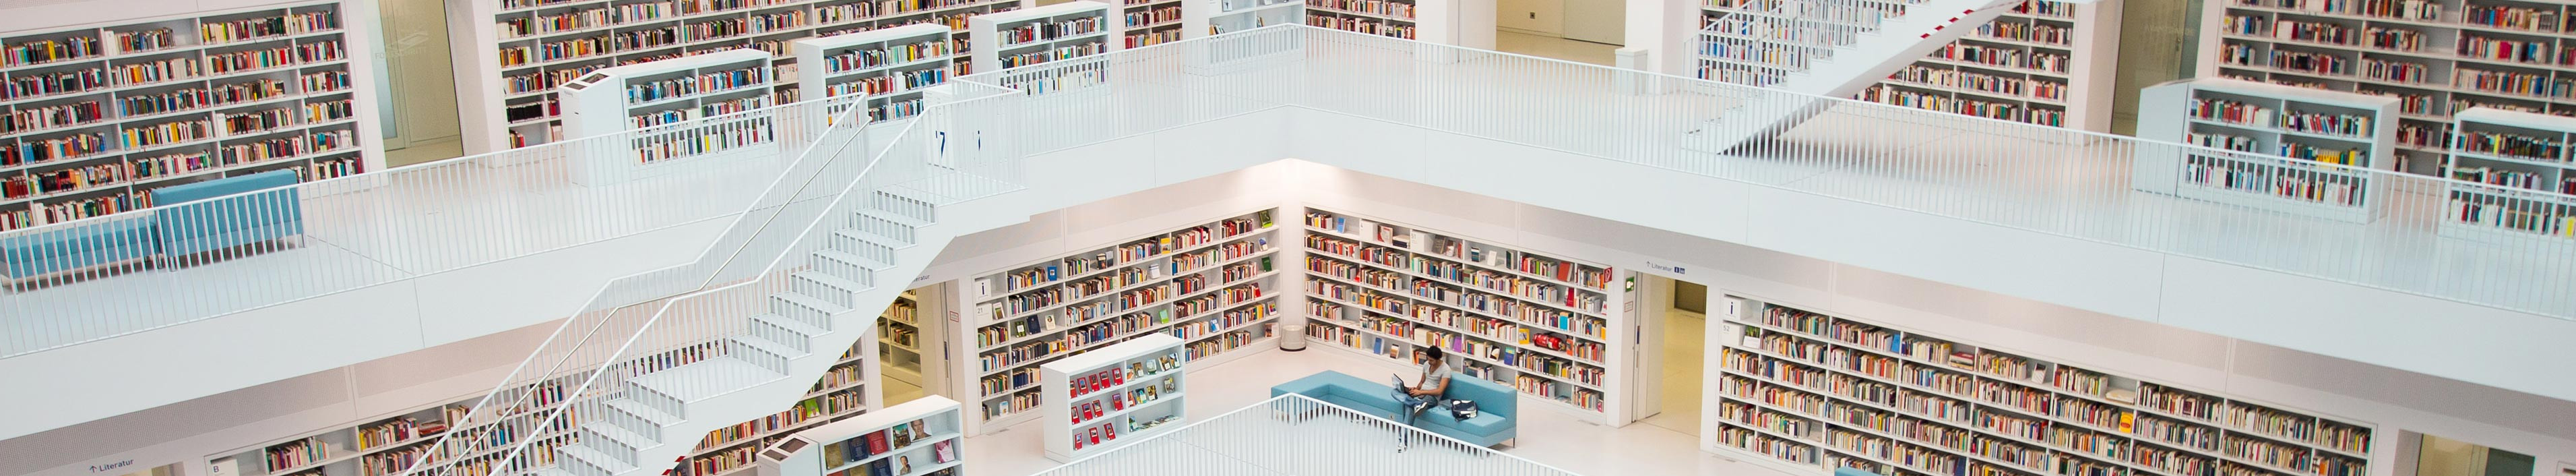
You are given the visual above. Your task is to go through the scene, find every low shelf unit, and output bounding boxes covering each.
[0,0,384,231]
[880,290,926,386]
[556,49,778,185]
[1195,0,1302,37]
[1707,295,2380,476]
[791,24,955,124]
[2133,78,2401,223]
[755,396,963,476]
[1294,206,1625,423]
[447,0,1024,152]
[967,1,1119,73]
[1039,334,1187,462]
[1120,0,1186,47]
[2441,107,2576,240]
[962,207,1281,434]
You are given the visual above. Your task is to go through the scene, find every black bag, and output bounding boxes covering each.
[1445,399,1480,420]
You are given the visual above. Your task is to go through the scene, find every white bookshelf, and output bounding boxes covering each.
[968,1,1119,73]
[791,24,953,123]
[963,208,1280,434]
[1039,334,1187,462]
[879,290,926,386]
[0,0,384,231]
[1294,206,1623,421]
[1689,0,2121,130]
[2197,0,2576,175]
[2440,107,2576,240]
[2134,78,2402,223]
[1707,295,2379,476]
[446,0,1025,153]
[755,396,964,476]
[555,49,776,185]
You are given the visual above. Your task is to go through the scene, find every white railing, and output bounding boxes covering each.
[0,97,871,359]
[1028,394,1584,476]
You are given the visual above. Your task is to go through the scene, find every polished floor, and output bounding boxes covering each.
[958,340,1795,476]
[1639,308,1708,436]
[1495,30,1621,66]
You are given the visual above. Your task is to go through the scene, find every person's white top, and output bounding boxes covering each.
[1414,359,1450,393]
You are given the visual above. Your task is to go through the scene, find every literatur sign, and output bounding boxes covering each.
[89,460,132,473]
[1645,261,1688,276]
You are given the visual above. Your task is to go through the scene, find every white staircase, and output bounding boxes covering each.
[539,183,1001,476]
[1685,0,2085,152]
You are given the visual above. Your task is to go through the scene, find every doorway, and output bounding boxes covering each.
[1628,273,1709,435]
[1493,0,1623,65]
[879,283,951,407]
[2415,434,2538,476]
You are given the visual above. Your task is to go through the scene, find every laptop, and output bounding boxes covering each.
[1389,374,1413,401]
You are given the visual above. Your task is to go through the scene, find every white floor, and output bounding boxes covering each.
[1638,309,1708,436]
[957,341,1796,476]
[1494,30,1620,66]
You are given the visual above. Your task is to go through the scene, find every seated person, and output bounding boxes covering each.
[1395,346,1451,450]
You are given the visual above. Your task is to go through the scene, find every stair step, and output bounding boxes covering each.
[832,227,912,249]
[627,357,787,403]
[808,249,887,287]
[767,291,851,324]
[579,422,658,459]
[812,249,892,270]
[749,313,830,339]
[728,333,805,360]
[853,208,931,228]
[601,398,683,427]
[726,333,806,375]
[556,444,639,475]
[790,270,873,309]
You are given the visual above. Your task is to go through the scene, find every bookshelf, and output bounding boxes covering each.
[0,0,382,231]
[1039,333,1187,462]
[879,290,926,386]
[962,207,1280,434]
[2133,78,2402,223]
[1119,0,1185,47]
[754,396,963,476]
[1693,0,2123,131]
[1187,0,1300,37]
[966,1,1119,73]
[446,0,1024,153]
[555,49,776,185]
[2195,0,2576,174]
[1294,206,1623,421]
[1707,295,2379,476]
[670,336,883,476]
[790,24,954,123]
[2440,107,2576,239]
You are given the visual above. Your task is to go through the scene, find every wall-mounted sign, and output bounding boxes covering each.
[88,460,133,473]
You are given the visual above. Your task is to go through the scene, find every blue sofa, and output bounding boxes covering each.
[1269,369,1517,447]
[1,170,303,286]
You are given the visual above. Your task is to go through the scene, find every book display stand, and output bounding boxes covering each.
[2441,107,2576,241]
[791,25,955,125]
[755,396,964,476]
[2134,78,2401,223]
[967,2,1119,73]
[557,49,776,185]
[1039,334,1187,462]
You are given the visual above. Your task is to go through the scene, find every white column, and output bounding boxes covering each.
[1624,0,1697,77]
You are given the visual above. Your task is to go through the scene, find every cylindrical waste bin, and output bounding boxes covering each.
[1280,323,1307,351]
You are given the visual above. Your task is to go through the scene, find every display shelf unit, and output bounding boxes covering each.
[962,208,1280,434]
[1692,0,2121,131]
[968,1,1119,73]
[1187,0,1300,37]
[670,336,883,476]
[0,0,383,231]
[447,0,1024,152]
[754,396,963,476]
[2439,107,2576,240]
[1294,206,1623,421]
[1039,334,1187,462]
[1707,295,2380,476]
[791,24,954,123]
[2133,78,2402,223]
[2195,0,2576,174]
[555,49,778,185]
[879,290,925,385]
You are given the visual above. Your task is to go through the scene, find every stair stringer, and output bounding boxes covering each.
[1685,0,2032,153]
[578,187,1038,476]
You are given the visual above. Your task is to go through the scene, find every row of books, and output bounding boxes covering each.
[1307,0,1416,19]
[821,39,950,73]
[2449,196,2576,235]
[624,66,765,105]
[2452,67,2572,100]
[1306,15,1416,39]
[200,11,340,44]
[996,17,1106,47]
